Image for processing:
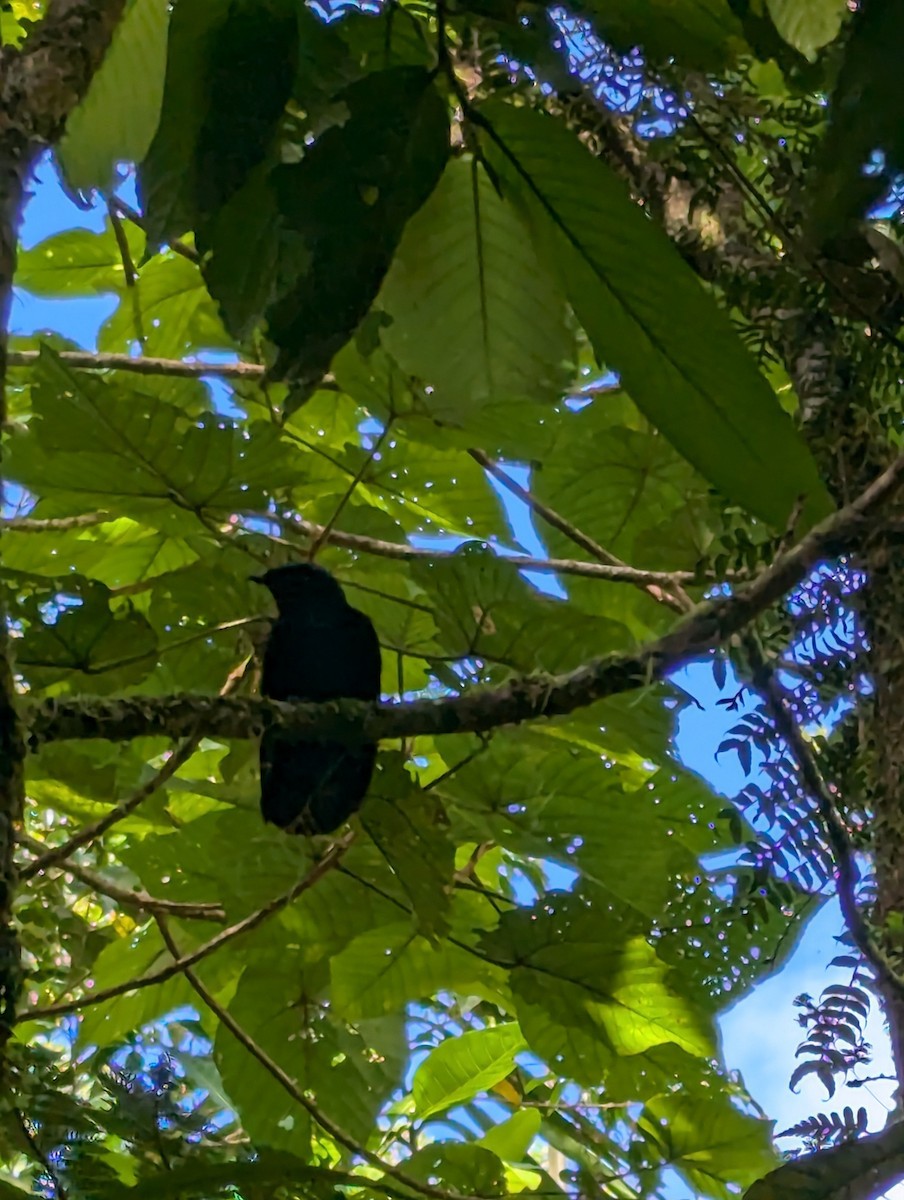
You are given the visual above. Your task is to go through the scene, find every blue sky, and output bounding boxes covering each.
[11,154,902,1189]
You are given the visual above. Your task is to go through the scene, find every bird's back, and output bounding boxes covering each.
[261,604,381,702]
[259,597,381,834]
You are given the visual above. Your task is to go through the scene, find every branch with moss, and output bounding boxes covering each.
[22,450,904,747]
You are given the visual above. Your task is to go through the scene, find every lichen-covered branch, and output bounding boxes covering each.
[23,450,904,747]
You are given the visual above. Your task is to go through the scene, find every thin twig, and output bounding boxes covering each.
[153,914,476,1200]
[111,198,200,264]
[259,511,703,587]
[2,510,110,531]
[13,1108,68,1200]
[20,834,355,1022]
[6,349,265,379]
[20,738,201,881]
[467,448,692,612]
[106,196,136,287]
[308,418,394,561]
[18,833,225,921]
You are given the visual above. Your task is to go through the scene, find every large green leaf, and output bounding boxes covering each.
[639,1093,777,1198]
[5,348,295,516]
[57,0,170,192]
[379,156,575,420]
[477,102,833,530]
[483,895,715,1075]
[766,0,847,59]
[138,0,232,245]
[215,963,405,1150]
[14,224,145,297]
[331,922,508,1020]
[265,66,449,385]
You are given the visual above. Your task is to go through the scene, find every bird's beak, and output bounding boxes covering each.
[249,574,266,585]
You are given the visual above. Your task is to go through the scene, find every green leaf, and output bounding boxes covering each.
[14,224,144,296]
[573,0,747,70]
[405,1144,507,1197]
[331,921,508,1020]
[413,1023,526,1117]
[362,758,456,938]
[477,102,833,530]
[483,894,714,1079]
[766,0,847,59]
[15,580,158,695]
[215,963,405,1149]
[57,0,170,192]
[138,0,232,245]
[92,1150,350,1199]
[266,66,449,385]
[478,1108,541,1161]
[379,156,575,421]
[5,348,295,516]
[98,252,233,357]
[639,1093,777,1198]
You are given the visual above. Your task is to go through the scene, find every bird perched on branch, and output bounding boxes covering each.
[251,563,382,835]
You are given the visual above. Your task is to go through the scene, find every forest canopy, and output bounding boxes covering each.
[2,1,904,1198]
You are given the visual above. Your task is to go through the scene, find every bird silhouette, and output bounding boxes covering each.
[251,563,382,834]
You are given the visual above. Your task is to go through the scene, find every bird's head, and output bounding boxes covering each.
[250,562,346,613]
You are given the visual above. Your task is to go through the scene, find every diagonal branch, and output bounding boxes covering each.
[467,447,692,612]
[19,737,201,882]
[19,833,355,1022]
[745,1120,904,1200]
[746,638,904,1000]
[23,448,904,748]
[154,915,476,1200]
[18,834,225,921]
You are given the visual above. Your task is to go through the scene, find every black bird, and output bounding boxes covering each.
[251,563,382,835]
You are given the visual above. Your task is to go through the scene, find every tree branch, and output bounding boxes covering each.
[23,449,904,747]
[746,638,904,1000]
[467,447,692,612]
[19,833,354,1022]
[6,349,265,380]
[2,510,111,531]
[261,511,698,587]
[154,915,474,1200]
